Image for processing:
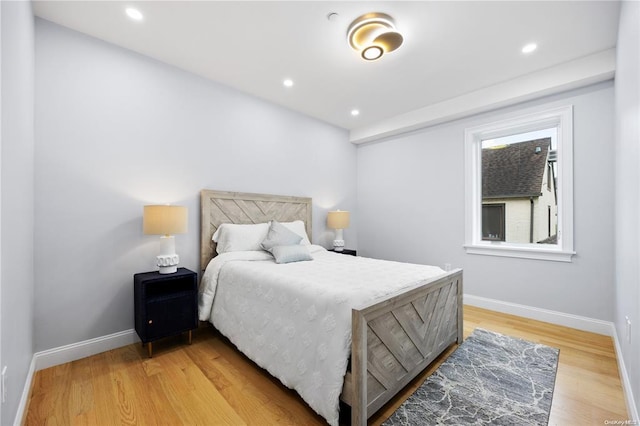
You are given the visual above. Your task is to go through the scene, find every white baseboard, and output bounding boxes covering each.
[611,327,640,422]
[14,329,138,425]
[464,294,614,335]
[33,329,139,371]
[13,357,36,426]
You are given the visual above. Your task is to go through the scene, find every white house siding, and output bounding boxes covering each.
[534,164,558,243]
[506,199,532,242]
[484,199,531,243]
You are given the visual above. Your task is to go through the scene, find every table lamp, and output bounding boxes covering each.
[327,210,350,252]
[143,205,188,274]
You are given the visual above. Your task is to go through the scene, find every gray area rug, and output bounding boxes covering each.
[382,328,559,426]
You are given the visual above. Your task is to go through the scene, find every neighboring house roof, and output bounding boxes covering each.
[538,234,558,244]
[482,138,551,199]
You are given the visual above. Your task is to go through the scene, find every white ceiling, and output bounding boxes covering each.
[32,1,621,134]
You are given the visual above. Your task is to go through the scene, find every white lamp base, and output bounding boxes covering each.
[157,235,180,274]
[333,229,345,252]
[158,264,178,274]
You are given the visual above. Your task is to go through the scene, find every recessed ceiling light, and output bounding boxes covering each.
[351,109,360,116]
[283,79,294,88]
[521,43,537,54]
[126,7,144,21]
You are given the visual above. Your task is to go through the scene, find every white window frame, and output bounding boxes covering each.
[464,105,575,262]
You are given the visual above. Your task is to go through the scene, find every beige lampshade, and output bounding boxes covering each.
[327,210,350,230]
[143,205,188,236]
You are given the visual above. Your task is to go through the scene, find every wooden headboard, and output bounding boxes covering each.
[200,190,313,272]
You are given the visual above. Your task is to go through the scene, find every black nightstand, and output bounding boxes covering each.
[134,267,198,357]
[328,249,357,256]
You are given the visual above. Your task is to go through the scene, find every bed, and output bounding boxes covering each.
[199,189,463,426]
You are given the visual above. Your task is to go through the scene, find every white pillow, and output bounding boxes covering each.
[212,223,269,254]
[279,220,312,245]
[261,221,302,251]
[270,245,313,264]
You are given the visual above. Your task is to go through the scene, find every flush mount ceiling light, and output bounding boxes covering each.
[347,12,403,61]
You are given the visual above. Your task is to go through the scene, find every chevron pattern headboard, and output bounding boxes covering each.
[200,189,312,272]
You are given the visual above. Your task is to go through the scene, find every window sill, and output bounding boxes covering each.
[464,243,575,262]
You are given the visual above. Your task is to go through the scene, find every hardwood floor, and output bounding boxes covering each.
[23,306,629,425]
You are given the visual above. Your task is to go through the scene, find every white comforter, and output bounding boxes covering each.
[198,245,445,426]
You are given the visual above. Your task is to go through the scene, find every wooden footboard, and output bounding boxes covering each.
[342,269,463,425]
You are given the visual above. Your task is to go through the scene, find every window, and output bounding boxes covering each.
[464,106,575,262]
[482,204,505,241]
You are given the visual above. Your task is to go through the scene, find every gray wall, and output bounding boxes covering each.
[34,19,356,352]
[614,0,640,414]
[1,1,35,424]
[357,81,615,321]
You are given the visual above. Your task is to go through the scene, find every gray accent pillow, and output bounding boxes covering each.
[270,245,313,264]
[261,220,303,251]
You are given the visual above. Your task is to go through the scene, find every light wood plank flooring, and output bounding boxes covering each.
[24,306,629,425]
